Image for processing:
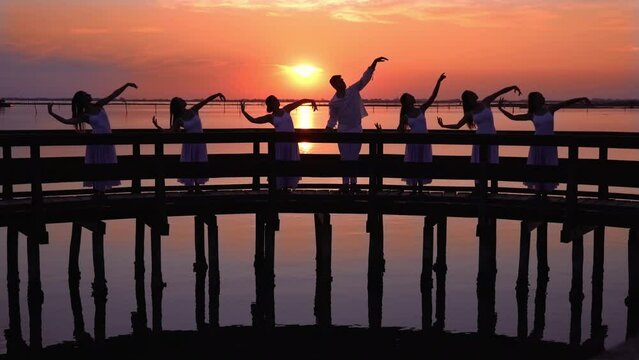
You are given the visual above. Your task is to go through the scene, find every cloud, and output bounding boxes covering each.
[153,0,590,25]
[70,28,112,35]
[128,27,164,34]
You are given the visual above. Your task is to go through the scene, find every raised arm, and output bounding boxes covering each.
[95,83,138,107]
[437,114,472,130]
[497,98,532,121]
[354,56,388,91]
[283,98,318,113]
[240,101,273,125]
[481,85,521,106]
[548,97,590,113]
[191,92,226,113]
[420,73,446,112]
[48,104,85,125]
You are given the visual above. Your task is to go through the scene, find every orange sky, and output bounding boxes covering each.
[0,0,638,99]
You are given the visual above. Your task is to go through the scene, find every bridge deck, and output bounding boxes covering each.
[2,188,638,228]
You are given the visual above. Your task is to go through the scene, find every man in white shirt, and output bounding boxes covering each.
[326,56,388,192]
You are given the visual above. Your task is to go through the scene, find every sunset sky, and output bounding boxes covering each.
[0,0,637,100]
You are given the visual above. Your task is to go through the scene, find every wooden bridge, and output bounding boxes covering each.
[2,129,639,355]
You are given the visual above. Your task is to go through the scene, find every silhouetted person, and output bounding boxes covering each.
[437,85,521,188]
[152,93,226,192]
[241,97,318,192]
[325,56,388,193]
[48,83,138,200]
[498,93,590,198]
[398,73,446,193]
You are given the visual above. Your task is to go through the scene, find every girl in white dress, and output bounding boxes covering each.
[498,92,590,197]
[152,93,226,192]
[398,73,446,193]
[48,83,138,199]
[240,96,318,192]
[437,85,521,187]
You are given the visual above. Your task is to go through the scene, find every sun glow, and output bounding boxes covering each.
[292,65,321,78]
[280,64,323,86]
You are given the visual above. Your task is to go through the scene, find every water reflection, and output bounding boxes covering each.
[294,105,315,155]
[2,216,636,357]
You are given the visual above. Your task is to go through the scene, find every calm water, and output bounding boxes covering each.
[0,104,638,353]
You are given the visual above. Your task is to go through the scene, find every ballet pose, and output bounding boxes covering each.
[152,93,226,192]
[437,85,521,185]
[499,93,590,196]
[326,56,388,193]
[240,96,318,191]
[48,83,138,198]
[398,73,446,193]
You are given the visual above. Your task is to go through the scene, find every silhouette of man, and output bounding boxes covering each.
[326,56,388,192]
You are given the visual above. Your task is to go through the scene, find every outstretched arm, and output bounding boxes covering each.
[151,115,179,132]
[437,114,471,129]
[191,92,226,113]
[354,56,388,91]
[420,73,446,112]
[48,104,85,125]
[482,85,521,106]
[283,98,318,113]
[240,101,273,124]
[548,97,590,113]
[497,98,532,121]
[95,83,138,107]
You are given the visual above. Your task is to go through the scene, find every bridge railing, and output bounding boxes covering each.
[1,129,639,203]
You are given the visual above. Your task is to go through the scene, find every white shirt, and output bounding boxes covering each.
[326,67,375,133]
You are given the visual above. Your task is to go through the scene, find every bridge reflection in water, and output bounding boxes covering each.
[2,129,639,356]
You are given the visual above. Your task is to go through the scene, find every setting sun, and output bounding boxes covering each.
[292,65,321,78]
[279,64,324,87]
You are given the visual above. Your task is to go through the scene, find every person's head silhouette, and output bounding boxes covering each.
[329,75,346,92]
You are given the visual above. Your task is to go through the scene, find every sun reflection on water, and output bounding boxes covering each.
[294,105,315,154]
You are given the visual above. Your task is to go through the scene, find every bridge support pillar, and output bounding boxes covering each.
[531,222,550,339]
[314,213,332,327]
[570,234,585,346]
[132,218,148,335]
[477,217,497,336]
[252,212,278,327]
[434,217,448,331]
[627,228,639,339]
[6,226,26,354]
[589,226,606,350]
[367,212,384,329]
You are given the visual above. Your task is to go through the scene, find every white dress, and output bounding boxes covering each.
[84,108,120,191]
[273,111,301,189]
[178,111,208,186]
[403,112,432,186]
[525,111,558,191]
[470,106,499,164]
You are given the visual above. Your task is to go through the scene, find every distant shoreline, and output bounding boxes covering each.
[2,98,638,109]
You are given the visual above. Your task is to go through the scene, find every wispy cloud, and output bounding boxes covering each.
[70,28,112,35]
[128,27,164,34]
[155,0,597,25]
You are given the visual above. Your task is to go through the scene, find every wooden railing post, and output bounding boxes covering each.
[598,146,609,200]
[3,145,13,200]
[252,141,260,191]
[267,139,276,195]
[132,143,141,194]
[562,145,579,243]
[154,142,166,203]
